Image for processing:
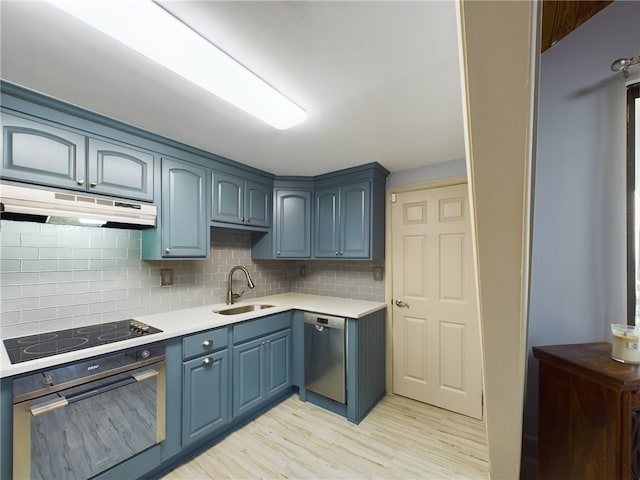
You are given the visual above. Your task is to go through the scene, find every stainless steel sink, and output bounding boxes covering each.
[214,304,275,315]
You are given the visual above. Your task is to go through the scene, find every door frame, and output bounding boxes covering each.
[384,175,469,394]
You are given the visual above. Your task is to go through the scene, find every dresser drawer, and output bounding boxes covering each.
[183,327,228,360]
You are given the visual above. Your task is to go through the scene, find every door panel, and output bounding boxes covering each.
[266,330,291,398]
[162,159,207,257]
[233,339,264,417]
[245,180,270,227]
[275,190,311,258]
[392,183,482,419]
[1,112,86,190]
[341,182,370,257]
[88,138,153,201]
[212,171,243,224]
[182,350,229,445]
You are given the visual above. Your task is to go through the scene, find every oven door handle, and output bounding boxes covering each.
[30,369,159,416]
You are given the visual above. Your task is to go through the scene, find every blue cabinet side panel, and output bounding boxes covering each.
[291,311,304,387]
[346,309,386,423]
[0,378,12,479]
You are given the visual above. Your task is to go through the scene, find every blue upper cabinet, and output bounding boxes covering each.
[1,111,87,191]
[147,157,208,259]
[321,163,388,260]
[88,138,154,202]
[275,189,312,258]
[211,170,271,229]
[314,182,370,258]
[1,111,155,202]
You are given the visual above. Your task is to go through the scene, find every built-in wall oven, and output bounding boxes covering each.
[6,321,165,480]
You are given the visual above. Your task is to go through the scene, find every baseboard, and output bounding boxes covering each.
[520,433,538,479]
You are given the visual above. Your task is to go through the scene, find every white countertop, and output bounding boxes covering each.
[0,293,386,378]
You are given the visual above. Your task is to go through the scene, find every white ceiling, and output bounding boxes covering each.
[0,1,465,176]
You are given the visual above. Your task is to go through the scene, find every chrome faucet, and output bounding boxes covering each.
[226,265,255,304]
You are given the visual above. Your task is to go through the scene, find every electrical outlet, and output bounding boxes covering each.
[161,269,173,286]
[373,266,383,281]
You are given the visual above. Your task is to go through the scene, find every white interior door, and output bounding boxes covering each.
[391,183,482,419]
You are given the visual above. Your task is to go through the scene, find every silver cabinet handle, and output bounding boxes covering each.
[202,339,213,348]
[164,248,171,254]
[90,182,97,188]
[202,357,213,366]
[276,251,281,256]
[395,299,410,308]
[77,179,84,186]
[335,251,340,256]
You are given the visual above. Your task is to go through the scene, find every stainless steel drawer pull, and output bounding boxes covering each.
[202,339,213,348]
[30,397,69,416]
[202,357,213,366]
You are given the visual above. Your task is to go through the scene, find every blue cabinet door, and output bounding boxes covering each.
[265,329,291,399]
[212,171,271,228]
[233,337,264,417]
[0,111,86,190]
[315,182,370,258]
[275,189,311,258]
[212,171,243,224]
[314,187,339,257]
[340,182,370,258]
[161,158,207,258]
[88,138,154,202]
[182,349,230,446]
[245,180,270,227]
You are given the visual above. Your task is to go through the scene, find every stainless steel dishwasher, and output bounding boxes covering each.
[304,312,347,403]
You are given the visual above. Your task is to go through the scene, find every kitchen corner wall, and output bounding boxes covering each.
[0,221,385,338]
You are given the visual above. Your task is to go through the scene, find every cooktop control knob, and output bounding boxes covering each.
[43,373,55,385]
[141,349,150,359]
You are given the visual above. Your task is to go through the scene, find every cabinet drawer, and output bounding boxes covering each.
[183,327,228,360]
[233,313,291,344]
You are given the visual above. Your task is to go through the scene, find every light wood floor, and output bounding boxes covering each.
[162,394,489,479]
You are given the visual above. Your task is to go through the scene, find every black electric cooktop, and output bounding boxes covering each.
[3,319,162,364]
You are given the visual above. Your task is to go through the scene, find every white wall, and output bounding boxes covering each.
[386,157,466,188]
[524,0,639,447]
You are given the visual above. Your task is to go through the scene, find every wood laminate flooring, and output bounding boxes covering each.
[162,394,489,479]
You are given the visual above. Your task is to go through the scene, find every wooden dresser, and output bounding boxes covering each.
[533,343,640,479]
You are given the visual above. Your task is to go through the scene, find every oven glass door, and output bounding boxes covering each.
[13,362,165,480]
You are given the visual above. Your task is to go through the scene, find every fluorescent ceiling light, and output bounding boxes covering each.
[48,0,307,130]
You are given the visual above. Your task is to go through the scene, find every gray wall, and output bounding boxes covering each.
[0,221,385,339]
[524,0,639,444]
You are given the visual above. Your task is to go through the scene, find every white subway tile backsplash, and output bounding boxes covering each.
[0,259,21,272]
[1,232,22,246]
[40,294,73,308]
[4,246,38,259]
[39,247,73,259]
[22,234,58,247]
[57,282,89,294]
[22,259,58,271]
[0,223,384,335]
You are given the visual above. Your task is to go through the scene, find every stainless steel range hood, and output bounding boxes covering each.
[0,184,156,228]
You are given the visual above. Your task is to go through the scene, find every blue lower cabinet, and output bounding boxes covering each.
[182,349,230,446]
[233,329,291,417]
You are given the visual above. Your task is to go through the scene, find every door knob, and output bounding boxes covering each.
[395,299,410,308]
